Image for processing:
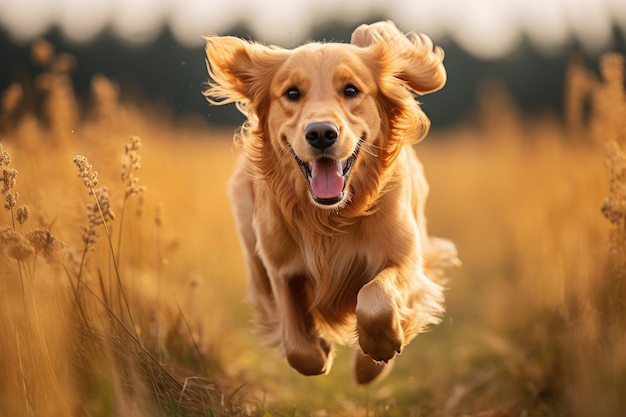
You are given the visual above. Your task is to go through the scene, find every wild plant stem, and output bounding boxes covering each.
[30,253,35,277]
[17,260,26,309]
[116,196,128,267]
[86,186,166,406]
[15,332,32,416]
[89,186,137,336]
[175,297,209,376]
[78,272,168,410]
[63,266,89,326]
[10,206,15,231]
[78,243,88,283]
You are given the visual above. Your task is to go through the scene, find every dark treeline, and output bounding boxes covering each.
[1,20,625,128]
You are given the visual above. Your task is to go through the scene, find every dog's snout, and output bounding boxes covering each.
[305,122,339,150]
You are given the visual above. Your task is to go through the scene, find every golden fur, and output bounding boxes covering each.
[205,21,459,384]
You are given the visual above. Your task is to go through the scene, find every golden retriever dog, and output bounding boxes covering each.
[205,21,459,384]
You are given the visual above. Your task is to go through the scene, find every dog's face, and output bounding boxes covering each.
[268,44,383,206]
[206,21,446,209]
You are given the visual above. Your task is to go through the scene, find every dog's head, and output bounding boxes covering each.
[205,21,446,209]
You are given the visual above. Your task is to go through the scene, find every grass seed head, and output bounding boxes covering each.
[16,204,30,225]
[125,135,142,154]
[82,226,97,246]
[121,136,146,198]
[0,226,34,261]
[73,154,117,254]
[0,143,11,166]
[26,228,66,264]
[73,155,99,190]
[86,186,115,226]
[1,151,19,211]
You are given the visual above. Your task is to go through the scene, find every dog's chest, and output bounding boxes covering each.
[299,232,379,287]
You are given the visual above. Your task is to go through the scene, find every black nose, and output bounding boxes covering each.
[305,121,339,150]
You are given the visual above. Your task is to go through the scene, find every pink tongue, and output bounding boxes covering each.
[310,158,344,200]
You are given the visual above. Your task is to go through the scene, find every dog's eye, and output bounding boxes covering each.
[285,87,301,101]
[343,85,359,98]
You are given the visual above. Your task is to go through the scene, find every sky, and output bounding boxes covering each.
[0,0,624,59]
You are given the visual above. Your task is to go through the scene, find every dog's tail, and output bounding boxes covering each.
[423,237,461,285]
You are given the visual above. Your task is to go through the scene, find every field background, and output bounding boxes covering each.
[1,38,626,416]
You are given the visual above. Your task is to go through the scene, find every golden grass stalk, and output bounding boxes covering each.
[69,140,242,416]
[0,143,20,230]
[1,59,249,414]
[117,135,146,266]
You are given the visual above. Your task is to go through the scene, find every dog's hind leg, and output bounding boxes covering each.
[230,161,281,346]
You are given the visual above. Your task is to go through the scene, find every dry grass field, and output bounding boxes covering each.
[1,42,625,416]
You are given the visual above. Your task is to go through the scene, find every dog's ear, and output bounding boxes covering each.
[204,36,287,111]
[351,21,446,95]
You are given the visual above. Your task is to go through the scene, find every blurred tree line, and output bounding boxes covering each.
[1,20,625,128]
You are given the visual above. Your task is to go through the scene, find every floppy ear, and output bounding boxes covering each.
[351,21,446,95]
[204,36,287,112]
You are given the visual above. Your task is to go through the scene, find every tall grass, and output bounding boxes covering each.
[414,53,626,416]
[0,43,249,417]
[0,41,625,416]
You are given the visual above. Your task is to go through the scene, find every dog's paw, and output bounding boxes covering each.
[285,336,333,376]
[356,284,404,363]
[351,349,393,385]
[356,318,403,363]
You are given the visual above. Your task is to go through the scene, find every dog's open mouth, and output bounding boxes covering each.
[288,140,362,206]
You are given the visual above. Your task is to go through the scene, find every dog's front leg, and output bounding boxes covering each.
[356,267,404,363]
[274,275,333,376]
